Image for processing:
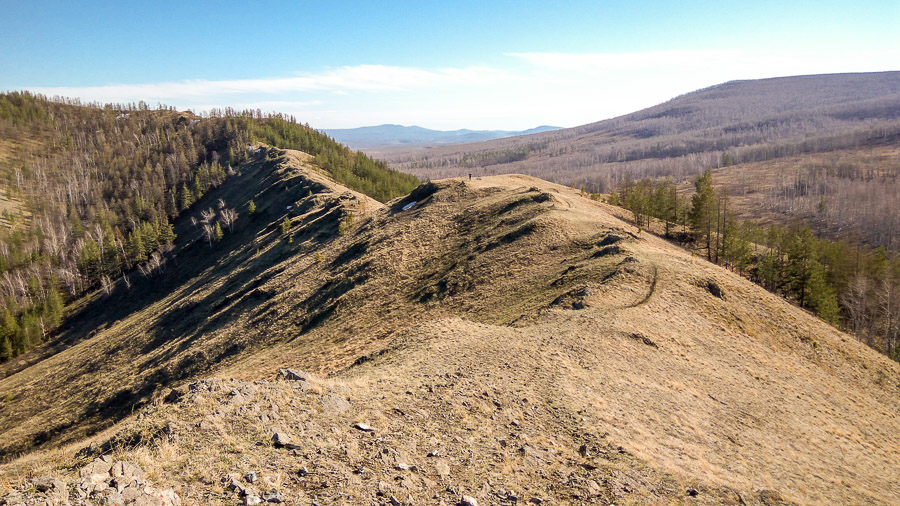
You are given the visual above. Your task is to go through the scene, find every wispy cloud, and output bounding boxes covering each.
[25,64,511,104]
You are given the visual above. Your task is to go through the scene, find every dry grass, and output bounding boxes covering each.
[2,159,899,504]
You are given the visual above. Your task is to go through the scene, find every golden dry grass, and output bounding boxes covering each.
[2,154,899,504]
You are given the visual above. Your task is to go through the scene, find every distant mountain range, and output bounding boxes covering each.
[323,124,562,149]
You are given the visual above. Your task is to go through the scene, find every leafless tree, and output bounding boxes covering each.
[202,223,215,248]
[200,207,216,225]
[100,275,112,295]
[220,208,238,232]
[149,251,164,273]
[842,275,871,344]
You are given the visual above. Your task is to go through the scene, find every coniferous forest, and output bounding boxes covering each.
[610,172,899,360]
[0,92,418,361]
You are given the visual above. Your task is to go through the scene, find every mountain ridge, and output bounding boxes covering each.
[323,123,561,149]
[2,148,899,504]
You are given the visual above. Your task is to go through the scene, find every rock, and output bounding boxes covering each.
[98,488,123,505]
[354,422,375,432]
[262,491,285,503]
[246,471,258,483]
[276,368,313,381]
[687,488,699,497]
[110,460,145,481]
[30,476,64,493]
[427,450,441,457]
[460,496,479,506]
[272,432,291,446]
[297,466,309,477]
[529,498,543,504]
[320,393,351,413]
[245,494,263,505]
[389,495,402,506]
[227,476,246,495]
[396,463,416,471]
[121,487,144,503]
[160,488,182,506]
[79,458,112,480]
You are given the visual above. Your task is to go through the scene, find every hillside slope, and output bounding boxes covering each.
[2,152,900,504]
[380,71,900,247]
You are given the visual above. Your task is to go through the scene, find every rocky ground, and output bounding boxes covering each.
[2,367,787,505]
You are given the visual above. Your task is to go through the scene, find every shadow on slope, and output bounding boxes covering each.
[0,148,364,459]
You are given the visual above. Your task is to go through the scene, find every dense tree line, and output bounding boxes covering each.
[612,172,899,359]
[0,93,418,361]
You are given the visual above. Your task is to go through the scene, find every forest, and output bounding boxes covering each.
[0,92,418,361]
[611,171,899,360]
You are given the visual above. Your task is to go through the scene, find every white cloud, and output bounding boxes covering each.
[25,64,512,105]
[16,50,900,130]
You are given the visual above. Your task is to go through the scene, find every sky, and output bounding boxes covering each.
[2,0,898,130]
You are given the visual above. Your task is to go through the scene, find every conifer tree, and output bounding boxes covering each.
[0,334,11,361]
[180,184,193,211]
[689,170,716,260]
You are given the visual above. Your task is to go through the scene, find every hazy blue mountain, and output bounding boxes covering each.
[323,124,561,149]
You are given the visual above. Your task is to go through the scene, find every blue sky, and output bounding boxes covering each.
[2,1,898,129]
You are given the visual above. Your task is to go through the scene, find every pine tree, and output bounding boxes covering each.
[0,334,11,361]
[786,226,818,308]
[689,170,716,260]
[44,279,64,326]
[808,262,840,324]
[654,179,677,237]
[248,200,256,216]
[193,172,204,200]
[180,183,193,211]
[2,308,20,355]
[214,222,224,242]
[158,219,176,248]
[127,229,146,263]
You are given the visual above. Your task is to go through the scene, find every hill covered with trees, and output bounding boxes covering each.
[0,92,418,361]
[381,72,900,249]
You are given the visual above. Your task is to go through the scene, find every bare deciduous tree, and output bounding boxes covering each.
[202,223,215,248]
[220,208,238,232]
[200,208,216,225]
